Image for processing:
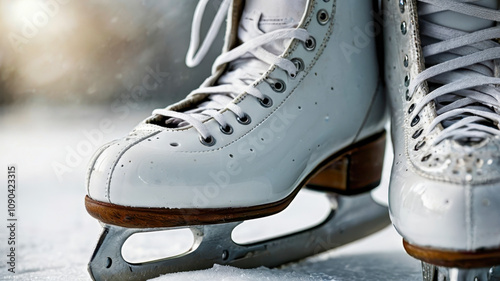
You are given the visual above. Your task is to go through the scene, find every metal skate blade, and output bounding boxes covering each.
[88,193,389,281]
[422,262,500,281]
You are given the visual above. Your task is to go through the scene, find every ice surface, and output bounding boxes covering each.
[152,264,318,281]
[0,105,422,280]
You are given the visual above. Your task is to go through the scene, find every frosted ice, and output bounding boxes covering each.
[152,264,320,281]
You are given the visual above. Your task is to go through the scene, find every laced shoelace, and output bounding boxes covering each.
[151,0,310,143]
[409,0,500,146]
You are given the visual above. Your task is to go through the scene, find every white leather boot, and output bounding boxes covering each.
[85,0,388,279]
[384,0,500,280]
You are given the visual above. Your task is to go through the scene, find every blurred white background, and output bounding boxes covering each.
[0,0,224,105]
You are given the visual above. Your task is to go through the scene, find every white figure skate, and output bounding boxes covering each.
[86,0,389,280]
[383,0,500,280]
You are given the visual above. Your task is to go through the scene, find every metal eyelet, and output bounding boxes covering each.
[414,140,426,151]
[237,114,251,125]
[401,21,407,35]
[421,154,431,162]
[408,103,415,114]
[219,124,233,135]
[404,55,409,67]
[258,95,273,108]
[411,115,420,127]
[200,135,216,146]
[304,36,316,51]
[412,128,423,139]
[399,0,406,13]
[405,89,411,101]
[291,58,304,72]
[404,74,410,87]
[317,9,329,25]
[271,79,286,93]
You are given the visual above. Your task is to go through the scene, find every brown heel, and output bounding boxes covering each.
[403,240,500,268]
[307,131,386,195]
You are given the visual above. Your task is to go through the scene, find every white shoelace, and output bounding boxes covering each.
[409,0,500,145]
[152,0,310,142]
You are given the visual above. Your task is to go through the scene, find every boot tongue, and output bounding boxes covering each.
[240,0,307,33]
[165,0,307,129]
[238,0,307,54]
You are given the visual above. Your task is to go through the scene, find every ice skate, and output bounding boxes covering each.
[383,0,500,280]
[85,0,389,280]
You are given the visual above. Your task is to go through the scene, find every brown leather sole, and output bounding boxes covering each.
[85,131,386,228]
[404,240,500,268]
